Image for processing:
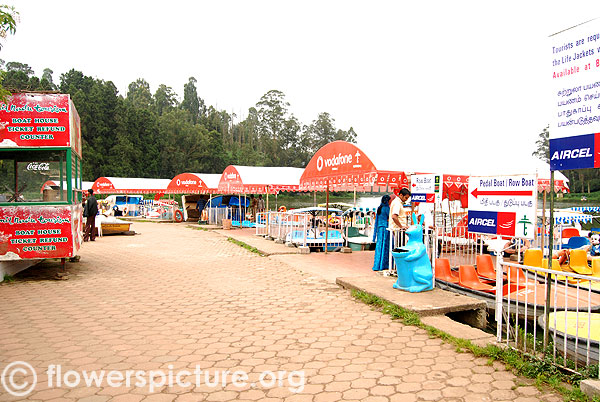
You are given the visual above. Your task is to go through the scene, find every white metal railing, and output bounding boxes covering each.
[386,227,439,278]
[265,211,315,244]
[495,259,600,377]
[386,229,407,276]
[255,211,344,249]
[255,212,268,236]
[207,206,231,226]
[436,225,484,266]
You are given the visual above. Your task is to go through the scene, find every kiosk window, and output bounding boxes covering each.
[0,150,68,203]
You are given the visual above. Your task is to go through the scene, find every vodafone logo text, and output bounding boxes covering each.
[316,153,353,172]
[176,179,197,186]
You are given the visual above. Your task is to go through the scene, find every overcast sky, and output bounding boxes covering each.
[1,1,598,176]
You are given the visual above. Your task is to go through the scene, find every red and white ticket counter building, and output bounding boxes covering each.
[0,93,83,279]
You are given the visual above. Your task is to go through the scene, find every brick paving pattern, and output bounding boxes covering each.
[0,222,563,401]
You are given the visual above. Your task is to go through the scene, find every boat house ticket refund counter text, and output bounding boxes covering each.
[0,93,83,279]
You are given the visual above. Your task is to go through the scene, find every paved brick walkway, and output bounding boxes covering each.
[0,222,563,401]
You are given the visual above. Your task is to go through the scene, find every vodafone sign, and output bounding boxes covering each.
[302,141,376,180]
[167,173,209,194]
[316,151,361,172]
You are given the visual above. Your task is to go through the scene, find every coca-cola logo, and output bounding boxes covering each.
[26,162,50,171]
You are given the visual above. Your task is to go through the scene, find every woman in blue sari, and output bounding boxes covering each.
[372,195,391,271]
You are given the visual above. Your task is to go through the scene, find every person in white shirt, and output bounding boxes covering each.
[389,188,411,231]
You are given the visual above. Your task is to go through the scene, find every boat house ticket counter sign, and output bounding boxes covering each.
[467,175,537,239]
[549,18,600,170]
[0,93,83,273]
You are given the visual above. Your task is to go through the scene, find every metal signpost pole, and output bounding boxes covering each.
[544,170,555,349]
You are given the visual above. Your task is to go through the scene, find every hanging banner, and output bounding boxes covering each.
[549,18,600,171]
[467,174,537,239]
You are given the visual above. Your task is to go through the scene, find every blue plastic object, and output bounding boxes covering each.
[561,236,590,249]
[392,213,434,292]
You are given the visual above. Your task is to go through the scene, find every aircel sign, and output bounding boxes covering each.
[549,133,599,170]
[316,151,361,172]
[468,174,536,239]
[549,19,600,171]
[468,210,516,236]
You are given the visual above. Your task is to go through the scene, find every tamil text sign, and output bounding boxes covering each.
[549,19,600,170]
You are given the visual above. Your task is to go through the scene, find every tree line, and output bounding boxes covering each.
[0,60,357,181]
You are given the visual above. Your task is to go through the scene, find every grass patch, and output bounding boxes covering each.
[351,289,596,402]
[2,274,16,283]
[227,238,266,257]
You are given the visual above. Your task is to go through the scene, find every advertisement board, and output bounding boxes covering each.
[467,175,537,239]
[0,93,80,153]
[0,205,81,261]
[549,18,600,170]
[410,174,441,206]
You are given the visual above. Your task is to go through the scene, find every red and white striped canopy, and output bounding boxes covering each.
[92,177,170,194]
[217,165,304,194]
[165,173,221,194]
[300,141,408,192]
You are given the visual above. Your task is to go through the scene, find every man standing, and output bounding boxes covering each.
[196,197,207,221]
[389,188,411,231]
[257,194,265,213]
[249,194,258,219]
[83,189,98,242]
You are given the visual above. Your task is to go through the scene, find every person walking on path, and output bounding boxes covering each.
[83,189,98,242]
[372,194,391,271]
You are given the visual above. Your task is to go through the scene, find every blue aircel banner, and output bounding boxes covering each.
[468,210,517,237]
[411,193,427,202]
[467,210,498,235]
[549,133,598,171]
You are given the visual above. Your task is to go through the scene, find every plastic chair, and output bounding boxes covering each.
[592,258,600,277]
[506,265,527,284]
[561,236,590,249]
[561,227,580,239]
[569,249,593,275]
[435,258,458,283]
[542,258,561,270]
[459,265,495,292]
[523,249,543,268]
[476,254,498,280]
